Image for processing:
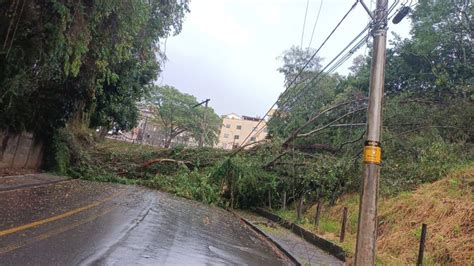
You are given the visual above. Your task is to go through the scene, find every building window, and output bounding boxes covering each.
[250,137,256,142]
[225,124,231,128]
[236,125,242,130]
[234,135,239,140]
[223,133,229,138]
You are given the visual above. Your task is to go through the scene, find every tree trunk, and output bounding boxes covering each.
[282,191,287,210]
[296,196,304,220]
[99,127,108,139]
[164,136,172,148]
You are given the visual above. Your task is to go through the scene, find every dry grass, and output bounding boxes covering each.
[376,166,473,265]
[300,166,474,265]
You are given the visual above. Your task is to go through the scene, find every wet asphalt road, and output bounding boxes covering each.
[0,174,290,265]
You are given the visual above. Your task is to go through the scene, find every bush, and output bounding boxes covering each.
[46,128,83,174]
[146,169,221,205]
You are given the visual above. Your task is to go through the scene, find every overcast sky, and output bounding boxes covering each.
[160,0,412,117]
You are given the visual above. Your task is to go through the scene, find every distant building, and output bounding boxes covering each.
[216,113,267,150]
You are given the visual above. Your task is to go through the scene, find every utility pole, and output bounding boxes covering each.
[199,99,209,147]
[193,99,210,147]
[354,0,388,265]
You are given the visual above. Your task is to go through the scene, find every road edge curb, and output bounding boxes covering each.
[228,209,301,266]
[0,178,73,193]
[254,207,347,262]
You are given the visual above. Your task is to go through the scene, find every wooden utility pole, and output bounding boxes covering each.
[354,0,388,265]
[201,99,209,147]
[193,99,210,147]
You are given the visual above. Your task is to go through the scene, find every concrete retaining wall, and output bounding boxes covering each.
[0,131,43,169]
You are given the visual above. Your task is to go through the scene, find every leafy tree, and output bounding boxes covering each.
[277,46,323,86]
[147,85,221,148]
[0,0,189,140]
[264,0,473,209]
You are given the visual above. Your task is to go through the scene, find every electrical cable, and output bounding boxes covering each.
[239,28,368,148]
[300,0,310,49]
[278,26,370,112]
[279,1,402,114]
[238,0,360,148]
[238,0,401,148]
[284,0,359,90]
[307,0,324,49]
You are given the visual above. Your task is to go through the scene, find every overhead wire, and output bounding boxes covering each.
[284,0,359,90]
[278,25,370,113]
[238,0,360,148]
[279,0,402,114]
[299,0,310,49]
[278,29,369,135]
[239,0,401,149]
[307,0,324,49]
[277,0,403,141]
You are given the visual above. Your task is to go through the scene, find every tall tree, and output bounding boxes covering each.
[277,46,322,86]
[0,0,189,139]
[148,85,221,148]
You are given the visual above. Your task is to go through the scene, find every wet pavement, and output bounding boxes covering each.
[236,211,343,266]
[0,174,291,265]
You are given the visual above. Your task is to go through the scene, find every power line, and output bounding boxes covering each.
[284,0,359,90]
[269,27,370,137]
[307,0,324,49]
[299,0,310,49]
[279,0,402,114]
[278,25,370,113]
[239,0,397,149]
[239,0,361,149]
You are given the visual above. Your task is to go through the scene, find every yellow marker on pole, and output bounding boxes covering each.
[363,141,381,164]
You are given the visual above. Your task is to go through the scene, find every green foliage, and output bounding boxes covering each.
[50,130,72,175]
[265,0,473,206]
[277,45,322,85]
[47,128,84,175]
[146,169,221,205]
[0,0,190,140]
[147,85,222,147]
[210,155,278,208]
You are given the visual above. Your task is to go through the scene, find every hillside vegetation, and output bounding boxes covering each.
[59,136,473,264]
[276,166,473,265]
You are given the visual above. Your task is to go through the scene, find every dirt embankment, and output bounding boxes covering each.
[304,166,473,265]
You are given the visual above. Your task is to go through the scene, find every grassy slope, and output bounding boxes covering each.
[276,165,474,265]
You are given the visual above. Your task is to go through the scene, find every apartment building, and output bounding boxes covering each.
[216,113,267,150]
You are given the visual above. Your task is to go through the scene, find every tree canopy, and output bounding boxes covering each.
[0,0,189,138]
[265,0,473,204]
[147,85,221,148]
